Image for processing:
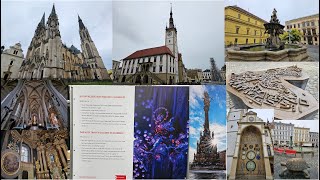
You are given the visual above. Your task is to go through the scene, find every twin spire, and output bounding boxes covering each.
[40,12,45,26]
[37,4,85,29]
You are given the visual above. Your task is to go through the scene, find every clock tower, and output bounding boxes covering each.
[165,5,178,59]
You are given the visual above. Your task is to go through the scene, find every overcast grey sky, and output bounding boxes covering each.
[113,1,225,70]
[227,109,274,122]
[275,120,319,132]
[1,0,112,69]
[225,0,319,23]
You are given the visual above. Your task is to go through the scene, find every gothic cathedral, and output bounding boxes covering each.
[18,5,110,81]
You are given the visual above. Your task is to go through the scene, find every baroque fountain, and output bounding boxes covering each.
[227,9,308,61]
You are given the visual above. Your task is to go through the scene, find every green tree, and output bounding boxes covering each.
[280,29,302,43]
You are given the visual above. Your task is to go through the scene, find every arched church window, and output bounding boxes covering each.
[95,63,98,68]
[10,60,14,65]
[86,43,93,58]
[21,144,30,162]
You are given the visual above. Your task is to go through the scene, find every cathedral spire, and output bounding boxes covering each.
[40,12,45,26]
[78,14,85,30]
[168,3,175,28]
[51,4,56,16]
[47,4,60,38]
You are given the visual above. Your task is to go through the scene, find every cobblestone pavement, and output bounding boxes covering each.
[274,148,319,179]
[307,45,319,62]
[226,62,319,120]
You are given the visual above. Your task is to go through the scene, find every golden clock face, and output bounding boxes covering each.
[247,151,256,160]
[246,161,256,171]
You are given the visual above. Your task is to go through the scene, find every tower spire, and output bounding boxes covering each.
[40,12,45,26]
[169,3,175,28]
[51,4,56,15]
[78,14,85,30]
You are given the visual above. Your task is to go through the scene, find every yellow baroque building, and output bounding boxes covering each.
[225,5,269,46]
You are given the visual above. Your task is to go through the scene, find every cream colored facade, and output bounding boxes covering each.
[227,110,273,180]
[294,127,310,145]
[1,43,24,80]
[186,69,203,83]
[285,14,319,45]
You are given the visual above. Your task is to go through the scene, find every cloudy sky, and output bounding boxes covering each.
[226,108,274,122]
[276,120,319,132]
[189,85,226,161]
[1,0,112,69]
[225,0,319,23]
[113,1,225,70]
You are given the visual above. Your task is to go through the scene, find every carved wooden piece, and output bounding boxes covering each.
[227,66,319,120]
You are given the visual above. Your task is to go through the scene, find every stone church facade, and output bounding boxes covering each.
[17,5,110,81]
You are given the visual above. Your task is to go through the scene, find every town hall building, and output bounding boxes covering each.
[114,7,186,84]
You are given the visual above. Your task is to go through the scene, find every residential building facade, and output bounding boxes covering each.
[309,132,319,147]
[273,121,294,146]
[1,43,24,80]
[294,127,310,146]
[202,69,211,82]
[285,14,319,45]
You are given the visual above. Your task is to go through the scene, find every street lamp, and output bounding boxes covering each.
[288,29,292,44]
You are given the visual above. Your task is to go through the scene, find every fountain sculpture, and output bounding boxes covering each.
[264,8,285,50]
[226,9,308,61]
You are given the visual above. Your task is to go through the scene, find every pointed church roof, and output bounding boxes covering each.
[123,46,174,60]
[69,45,81,54]
[51,4,56,16]
[78,15,86,30]
[40,13,45,26]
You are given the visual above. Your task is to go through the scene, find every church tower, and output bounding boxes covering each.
[78,15,110,80]
[20,4,64,80]
[44,4,64,79]
[165,5,178,59]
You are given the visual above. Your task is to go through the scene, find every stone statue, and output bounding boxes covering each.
[50,112,59,126]
[270,8,279,23]
[264,8,284,50]
[32,115,37,126]
[35,160,40,172]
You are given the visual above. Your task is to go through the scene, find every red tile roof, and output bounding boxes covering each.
[123,46,174,60]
